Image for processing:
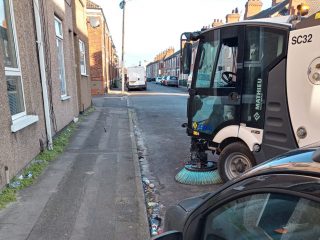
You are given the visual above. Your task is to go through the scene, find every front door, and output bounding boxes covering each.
[188,26,244,140]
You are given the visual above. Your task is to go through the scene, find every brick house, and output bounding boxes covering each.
[87,1,119,95]
[164,50,180,77]
[72,0,92,113]
[146,60,160,80]
[0,0,93,189]
[0,0,47,188]
[41,0,80,132]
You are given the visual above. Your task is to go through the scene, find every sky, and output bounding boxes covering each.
[93,0,272,67]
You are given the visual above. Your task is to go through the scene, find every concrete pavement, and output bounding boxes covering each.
[0,96,149,240]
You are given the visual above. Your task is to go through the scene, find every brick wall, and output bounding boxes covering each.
[87,14,104,95]
[73,0,92,112]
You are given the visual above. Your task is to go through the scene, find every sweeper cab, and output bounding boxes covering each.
[180,10,320,183]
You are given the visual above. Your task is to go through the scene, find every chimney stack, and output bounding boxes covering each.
[212,19,223,27]
[226,8,240,23]
[244,0,263,20]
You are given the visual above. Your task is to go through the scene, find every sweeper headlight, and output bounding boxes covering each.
[308,58,320,85]
[313,72,320,82]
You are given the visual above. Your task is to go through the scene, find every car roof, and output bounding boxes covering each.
[242,146,320,179]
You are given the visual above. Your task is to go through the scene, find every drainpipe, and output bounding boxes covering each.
[33,0,53,150]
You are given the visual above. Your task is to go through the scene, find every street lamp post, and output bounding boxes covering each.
[120,0,126,94]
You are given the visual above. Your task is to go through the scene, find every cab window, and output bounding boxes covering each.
[203,193,320,240]
[194,32,220,88]
[213,37,238,88]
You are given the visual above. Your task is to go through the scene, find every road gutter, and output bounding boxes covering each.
[127,98,150,239]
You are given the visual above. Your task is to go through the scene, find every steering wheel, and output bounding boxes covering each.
[221,71,237,84]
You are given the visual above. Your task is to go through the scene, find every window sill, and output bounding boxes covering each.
[11,115,39,133]
[81,73,89,77]
[61,95,71,101]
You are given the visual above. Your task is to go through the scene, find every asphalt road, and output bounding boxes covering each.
[128,82,221,214]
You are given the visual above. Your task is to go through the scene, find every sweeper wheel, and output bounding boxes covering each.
[218,142,256,182]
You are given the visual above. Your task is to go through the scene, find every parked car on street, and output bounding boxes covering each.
[161,76,167,85]
[155,76,162,84]
[166,76,179,87]
[152,143,320,240]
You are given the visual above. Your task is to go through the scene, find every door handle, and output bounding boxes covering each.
[229,92,239,101]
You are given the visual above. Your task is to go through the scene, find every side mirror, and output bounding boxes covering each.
[180,33,193,75]
[151,231,183,240]
[182,43,192,75]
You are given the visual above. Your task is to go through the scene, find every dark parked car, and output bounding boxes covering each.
[152,143,320,240]
[166,76,179,87]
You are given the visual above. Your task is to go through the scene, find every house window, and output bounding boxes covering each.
[79,39,86,75]
[0,0,26,119]
[55,17,67,97]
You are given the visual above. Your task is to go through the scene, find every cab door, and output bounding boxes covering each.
[188,26,244,140]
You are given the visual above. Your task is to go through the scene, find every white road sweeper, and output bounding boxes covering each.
[178,7,320,183]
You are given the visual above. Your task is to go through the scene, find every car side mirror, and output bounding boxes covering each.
[151,231,183,240]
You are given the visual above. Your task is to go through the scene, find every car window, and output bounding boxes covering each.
[203,193,320,240]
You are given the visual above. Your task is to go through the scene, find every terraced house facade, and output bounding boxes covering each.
[0,0,99,189]
[87,0,119,95]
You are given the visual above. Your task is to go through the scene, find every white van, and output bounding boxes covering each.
[126,66,147,91]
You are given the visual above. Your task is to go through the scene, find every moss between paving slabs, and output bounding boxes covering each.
[0,107,95,209]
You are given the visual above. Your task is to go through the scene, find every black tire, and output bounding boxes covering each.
[218,142,256,183]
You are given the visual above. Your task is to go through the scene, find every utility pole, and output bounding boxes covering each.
[120,0,126,94]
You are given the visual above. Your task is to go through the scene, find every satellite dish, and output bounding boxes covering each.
[89,17,100,28]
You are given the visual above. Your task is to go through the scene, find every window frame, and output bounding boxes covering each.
[54,16,67,98]
[79,39,87,75]
[3,0,27,120]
